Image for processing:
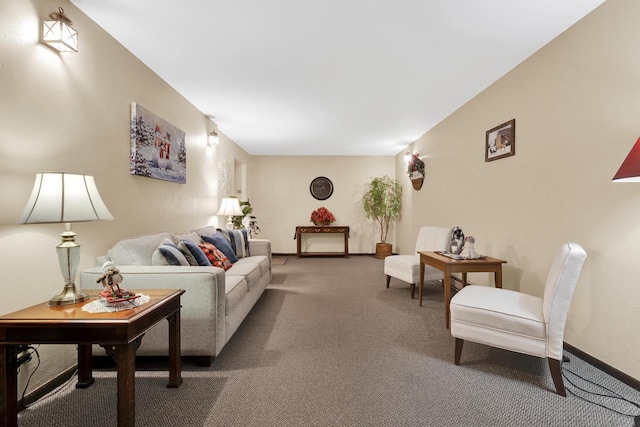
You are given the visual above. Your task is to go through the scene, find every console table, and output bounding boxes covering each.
[295,226,350,258]
[0,288,184,427]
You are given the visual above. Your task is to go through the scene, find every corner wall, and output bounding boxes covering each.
[0,0,248,393]
[396,0,640,380]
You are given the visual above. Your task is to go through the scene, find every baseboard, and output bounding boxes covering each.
[564,343,640,391]
[272,253,375,257]
[18,365,77,411]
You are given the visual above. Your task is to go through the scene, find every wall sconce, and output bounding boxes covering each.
[41,7,78,53]
[208,129,220,147]
[406,151,425,190]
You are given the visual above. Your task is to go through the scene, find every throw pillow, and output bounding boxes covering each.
[217,229,250,259]
[201,233,238,263]
[198,242,233,271]
[178,240,211,266]
[152,238,190,266]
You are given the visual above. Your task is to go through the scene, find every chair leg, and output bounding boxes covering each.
[410,283,415,299]
[386,275,391,288]
[548,358,566,397]
[454,338,463,365]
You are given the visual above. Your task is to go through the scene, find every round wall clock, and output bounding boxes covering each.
[310,176,334,200]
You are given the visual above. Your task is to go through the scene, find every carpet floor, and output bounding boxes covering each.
[18,256,640,426]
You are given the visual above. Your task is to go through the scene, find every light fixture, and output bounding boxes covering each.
[208,129,219,147]
[17,173,113,306]
[41,7,78,53]
[613,136,640,182]
[216,196,244,230]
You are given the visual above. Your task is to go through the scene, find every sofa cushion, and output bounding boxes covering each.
[234,256,270,276]
[199,242,233,270]
[108,232,173,265]
[225,275,248,315]
[172,231,202,245]
[218,229,250,258]
[201,233,238,263]
[152,238,190,266]
[226,262,261,290]
[178,240,211,266]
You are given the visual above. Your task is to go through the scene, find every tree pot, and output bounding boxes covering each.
[375,242,392,259]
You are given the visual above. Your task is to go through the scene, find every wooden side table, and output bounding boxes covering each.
[294,226,350,258]
[0,288,184,427]
[418,251,506,328]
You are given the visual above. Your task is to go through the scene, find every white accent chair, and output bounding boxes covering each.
[450,242,587,396]
[384,226,451,299]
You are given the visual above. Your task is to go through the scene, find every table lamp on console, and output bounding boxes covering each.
[17,172,113,306]
[216,196,244,230]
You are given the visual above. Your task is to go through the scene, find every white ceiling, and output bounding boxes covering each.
[70,0,605,156]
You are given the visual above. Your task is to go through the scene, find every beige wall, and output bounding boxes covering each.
[1,0,249,392]
[396,0,640,380]
[248,156,395,254]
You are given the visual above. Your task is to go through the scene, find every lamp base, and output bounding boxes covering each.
[48,285,89,306]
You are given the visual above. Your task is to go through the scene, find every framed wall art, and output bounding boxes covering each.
[130,102,187,183]
[485,119,515,162]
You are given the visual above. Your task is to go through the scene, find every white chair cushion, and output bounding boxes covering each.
[384,254,443,285]
[450,285,547,357]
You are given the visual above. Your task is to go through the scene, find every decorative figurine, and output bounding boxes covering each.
[460,236,481,259]
[449,227,465,255]
[96,261,138,304]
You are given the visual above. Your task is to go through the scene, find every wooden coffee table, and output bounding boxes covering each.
[418,251,506,328]
[0,288,184,427]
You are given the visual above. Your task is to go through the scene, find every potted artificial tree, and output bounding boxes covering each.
[362,175,402,259]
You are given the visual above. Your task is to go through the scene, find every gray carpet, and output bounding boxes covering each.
[18,256,640,426]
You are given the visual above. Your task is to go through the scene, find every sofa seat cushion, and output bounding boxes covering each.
[226,262,261,290]
[234,256,270,276]
[225,275,248,314]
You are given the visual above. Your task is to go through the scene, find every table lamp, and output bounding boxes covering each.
[216,196,244,230]
[17,173,113,306]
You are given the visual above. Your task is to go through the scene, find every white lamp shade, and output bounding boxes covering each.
[216,197,244,216]
[17,173,113,224]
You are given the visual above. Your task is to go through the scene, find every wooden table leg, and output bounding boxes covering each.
[418,260,425,306]
[296,231,301,258]
[495,267,503,288]
[344,232,349,258]
[0,345,18,427]
[115,342,136,427]
[76,344,95,388]
[444,268,452,328]
[167,310,183,388]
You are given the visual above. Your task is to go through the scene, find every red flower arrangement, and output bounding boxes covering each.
[310,207,336,225]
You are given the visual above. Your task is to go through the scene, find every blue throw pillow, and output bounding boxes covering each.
[218,229,250,259]
[178,240,212,266]
[152,238,190,266]
[202,233,238,263]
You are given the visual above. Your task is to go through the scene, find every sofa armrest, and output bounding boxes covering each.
[249,239,271,260]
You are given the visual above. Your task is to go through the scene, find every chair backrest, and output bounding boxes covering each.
[414,226,451,253]
[542,241,587,360]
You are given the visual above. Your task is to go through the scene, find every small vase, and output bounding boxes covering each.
[313,220,330,226]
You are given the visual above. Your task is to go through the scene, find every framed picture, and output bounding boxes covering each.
[485,119,515,162]
[130,103,187,183]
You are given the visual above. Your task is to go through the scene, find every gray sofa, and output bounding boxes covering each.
[80,226,271,366]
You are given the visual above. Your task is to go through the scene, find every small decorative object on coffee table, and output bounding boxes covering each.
[95,261,140,306]
[310,206,335,226]
[460,236,481,259]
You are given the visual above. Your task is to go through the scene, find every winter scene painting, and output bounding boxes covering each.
[130,103,186,183]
